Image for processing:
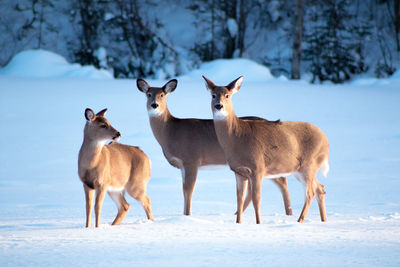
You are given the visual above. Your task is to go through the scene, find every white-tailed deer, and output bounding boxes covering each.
[137,78,292,216]
[78,108,153,227]
[203,76,330,224]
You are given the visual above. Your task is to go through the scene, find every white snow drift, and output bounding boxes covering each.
[0,49,112,79]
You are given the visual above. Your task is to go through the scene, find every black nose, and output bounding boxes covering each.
[151,103,158,109]
[215,104,223,110]
[114,132,121,139]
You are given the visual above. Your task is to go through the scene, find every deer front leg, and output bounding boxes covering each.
[235,174,248,224]
[235,181,251,215]
[250,174,263,224]
[272,177,293,216]
[182,164,198,216]
[94,187,107,227]
[84,184,94,227]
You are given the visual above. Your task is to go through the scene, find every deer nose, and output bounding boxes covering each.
[151,103,158,109]
[215,104,223,110]
[114,132,121,139]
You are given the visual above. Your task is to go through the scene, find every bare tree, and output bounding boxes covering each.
[291,0,304,80]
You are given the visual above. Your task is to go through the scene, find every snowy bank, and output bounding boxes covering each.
[182,58,275,82]
[0,50,113,79]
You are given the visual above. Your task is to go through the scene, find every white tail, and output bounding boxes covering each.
[78,108,153,227]
[320,160,330,178]
[203,76,330,224]
[137,78,293,216]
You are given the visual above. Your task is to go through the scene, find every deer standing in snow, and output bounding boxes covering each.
[203,76,330,224]
[137,78,292,216]
[78,108,153,227]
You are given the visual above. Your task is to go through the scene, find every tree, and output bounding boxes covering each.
[304,0,369,83]
[103,0,179,78]
[189,0,250,61]
[291,0,305,79]
[74,0,103,67]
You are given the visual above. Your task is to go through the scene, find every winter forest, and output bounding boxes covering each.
[1,0,400,83]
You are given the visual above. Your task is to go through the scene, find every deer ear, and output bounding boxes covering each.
[202,75,217,92]
[137,78,150,93]
[163,79,177,94]
[96,108,108,117]
[226,76,243,94]
[85,108,95,121]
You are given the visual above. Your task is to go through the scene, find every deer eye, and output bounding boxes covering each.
[147,93,152,97]
[212,94,216,99]
[225,94,229,98]
[100,124,108,129]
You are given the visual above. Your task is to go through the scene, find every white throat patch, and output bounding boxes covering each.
[148,108,163,117]
[213,109,228,120]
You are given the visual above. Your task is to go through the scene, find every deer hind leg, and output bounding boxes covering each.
[94,187,107,227]
[316,182,327,222]
[272,177,293,216]
[126,187,154,221]
[182,164,198,216]
[296,171,321,223]
[108,191,130,225]
[235,174,248,223]
[84,184,94,228]
[250,174,263,224]
[137,194,153,221]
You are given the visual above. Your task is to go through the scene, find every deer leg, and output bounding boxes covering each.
[182,165,198,216]
[316,182,327,222]
[108,191,130,225]
[272,177,293,216]
[250,174,263,224]
[243,182,252,213]
[134,193,154,221]
[84,184,94,228]
[235,174,248,223]
[235,181,252,215]
[94,188,107,227]
[297,173,317,223]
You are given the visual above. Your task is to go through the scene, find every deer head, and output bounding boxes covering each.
[202,76,243,120]
[84,108,121,144]
[137,78,178,117]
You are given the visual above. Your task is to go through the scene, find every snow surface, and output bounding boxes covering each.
[183,58,274,83]
[0,50,113,79]
[0,54,400,266]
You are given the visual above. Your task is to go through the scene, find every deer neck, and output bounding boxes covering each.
[78,136,105,170]
[213,112,240,146]
[149,108,174,146]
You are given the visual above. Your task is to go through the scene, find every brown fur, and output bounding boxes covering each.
[137,79,292,216]
[78,108,153,227]
[203,76,330,224]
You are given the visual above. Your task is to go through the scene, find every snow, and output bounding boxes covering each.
[1,53,400,266]
[0,50,113,79]
[183,58,274,82]
[227,18,238,38]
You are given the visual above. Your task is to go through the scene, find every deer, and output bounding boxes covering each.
[203,76,330,224]
[136,78,293,217]
[78,108,153,227]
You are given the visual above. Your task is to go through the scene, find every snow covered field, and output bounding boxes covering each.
[0,51,400,266]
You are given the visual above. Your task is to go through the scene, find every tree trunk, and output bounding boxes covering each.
[237,0,247,57]
[291,0,305,79]
[395,0,400,51]
[223,0,237,58]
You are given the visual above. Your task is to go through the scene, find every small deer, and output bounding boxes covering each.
[203,76,330,224]
[78,108,153,227]
[137,78,292,216]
